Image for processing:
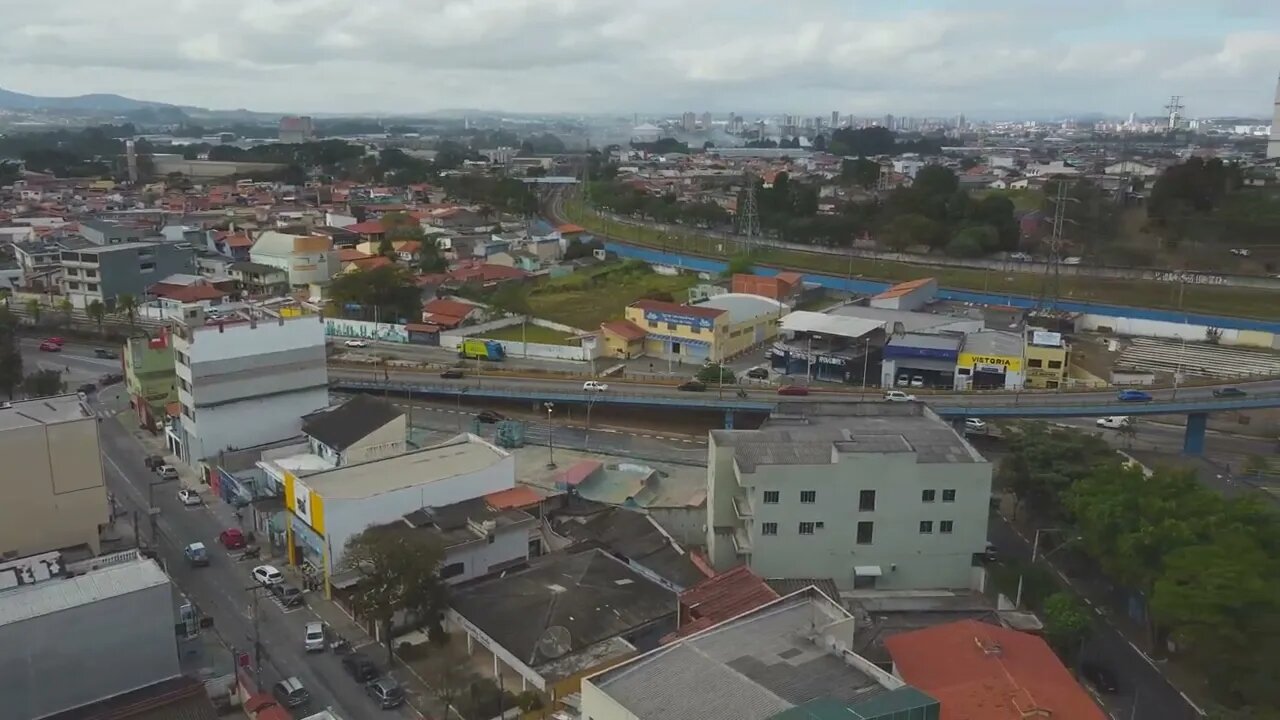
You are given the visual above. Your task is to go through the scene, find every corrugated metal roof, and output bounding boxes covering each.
[0,559,168,627]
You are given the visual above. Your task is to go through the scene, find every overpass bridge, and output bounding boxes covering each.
[331,378,1280,455]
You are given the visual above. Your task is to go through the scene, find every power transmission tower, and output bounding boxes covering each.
[1164,95,1184,131]
[738,170,760,253]
[1037,180,1076,312]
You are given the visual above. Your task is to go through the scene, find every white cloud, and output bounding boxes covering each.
[0,0,1276,117]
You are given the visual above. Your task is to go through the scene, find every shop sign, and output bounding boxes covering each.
[959,352,1022,372]
[643,309,714,330]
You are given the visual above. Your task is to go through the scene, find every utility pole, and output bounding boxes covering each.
[543,402,556,469]
[247,586,264,689]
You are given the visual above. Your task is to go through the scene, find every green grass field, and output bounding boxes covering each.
[526,263,700,329]
[563,201,1278,320]
[479,323,579,345]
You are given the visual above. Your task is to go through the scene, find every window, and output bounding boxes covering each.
[800,490,816,504]
[942,489,956,503]
[666,322,677,331]
[919,520,934,534]
[859,489,876,511]
[1048,360,1062,369]
[86,283,98,292]
[647,321,657,329]
[84,269,97,278]
[798,522,815,535]
[763,490,780,504]
[940,520,954,534]
[922,489,936,503]
[67,281,81,290]
[856,521,874,544]
[439,562,465,579]
[140,263,155,272]
[1027,358,1043,368]
[761,522,778,536]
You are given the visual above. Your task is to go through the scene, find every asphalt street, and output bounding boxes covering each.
[988,515,1201,720]
[18,337,122,386]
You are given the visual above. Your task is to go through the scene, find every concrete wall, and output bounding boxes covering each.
[441,525,529,585]
[1078,313,1279,349]
[151,156,286,179]
[0,418,107,558]
[181,388,328,462]
[0,580,178,720]
[708,443,991,591]
[340,416,407,465]
[647,507,705,548]
[442,316,601,362]
[324,318,409,343]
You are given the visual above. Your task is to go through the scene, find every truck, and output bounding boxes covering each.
[459,339,505,362]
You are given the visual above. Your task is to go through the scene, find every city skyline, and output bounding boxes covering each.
[2,0,1280,117]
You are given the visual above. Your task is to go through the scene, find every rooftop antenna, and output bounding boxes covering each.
[739,169,760,253]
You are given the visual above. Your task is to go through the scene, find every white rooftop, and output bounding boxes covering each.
[780,311,884,340]
[304,434,508,499]
[0,558,169,627]
[700,293,787,324]
[0,393,92,431]
[262,453,336,475]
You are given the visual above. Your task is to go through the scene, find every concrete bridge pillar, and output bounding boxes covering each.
[1183,413,1208,456]
[724,410,735,430]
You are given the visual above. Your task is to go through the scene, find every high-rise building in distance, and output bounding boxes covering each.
[1268,72,1280,159]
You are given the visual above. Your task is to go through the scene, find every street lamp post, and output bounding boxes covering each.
[544,402,556,469]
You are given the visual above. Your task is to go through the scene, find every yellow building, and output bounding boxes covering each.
[1024,329,1071,389]
[621,295,786,364]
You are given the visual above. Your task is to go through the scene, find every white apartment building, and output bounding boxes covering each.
[706,404,991,591]
[168,306,329,466]
[249,230,339,288]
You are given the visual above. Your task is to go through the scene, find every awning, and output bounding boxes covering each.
[854,565,883,577]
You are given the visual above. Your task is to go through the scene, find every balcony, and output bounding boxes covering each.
[733,490,754,519]
[732,526,752,555]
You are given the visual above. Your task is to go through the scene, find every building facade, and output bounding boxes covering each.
[124,334,177,431]
[249,231,339,288]
[170,308,329,465]
[624,298,727,363]
[953,330,1025,391]
[1023,329,1071,389]
[0,395,109,558]
[706,405,991,591]
[60,241,196,309]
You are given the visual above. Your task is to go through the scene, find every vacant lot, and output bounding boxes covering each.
[563,202,1277,319]
[527,262,700,329]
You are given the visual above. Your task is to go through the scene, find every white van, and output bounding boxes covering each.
[1096,416,1131,429]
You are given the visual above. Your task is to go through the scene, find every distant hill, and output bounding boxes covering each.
[0,86,177,112]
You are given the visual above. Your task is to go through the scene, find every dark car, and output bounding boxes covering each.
[144,454,166,470]
[1080,660,1119,693]
[1116,389,1152,402]
[777,385,810,396]
[342,652,380,683]
[272,677,310,708]
[100,372,124,385]
[366,677,406,709]
[1212,387,1247,398]
[677,380,706,392]
[270,583,305,608]
[93,348,118,359]
[476,410,506,424]
[746,367,770,380]
[440,368,465,379]
[77,383,97,394]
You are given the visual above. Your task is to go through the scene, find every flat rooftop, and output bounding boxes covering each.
[515,446,707,509]
[0,393,92,431]
[0,558,169,627]
[589,590,897,720]
[303,435,507,499]
[712,403,985,466]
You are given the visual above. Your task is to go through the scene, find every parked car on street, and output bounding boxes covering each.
[777,384,809,396]
[271,583,306,608]
[272,677,310,708]
[1212,387,1246,398]
[1117,389,1152,402]
[883,390,917,402]
[157,465,180,481]
[144,455,166,471]
[745,367,769,380]
[342,653,380,683]
[583,380,609,392]
[304,621,326,652]
[219,528,246,550]
[344,339,369,348]
[366,677,406,709]
[677,380,706,392]
[178,488,202,506]
[253,565,284,586]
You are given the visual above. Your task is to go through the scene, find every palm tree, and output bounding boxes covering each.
[116,294,139,327]
[57,298,74,328]
[86,300,106,333]
[24,298,41,325]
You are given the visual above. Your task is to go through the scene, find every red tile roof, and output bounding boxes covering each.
[423,298,475,320]
[666,565,780,641]
[345,220,386,235]
[631,298,725,320]
[338,248,373,262]
[556,223,586,234]
[601,319,647,342]
[485,485,546,510]
[450,263,527,284]
[560,459,602,487]
[223,232,254,248]
[148,283,228,303]
[349,255,394,271]
[885,620,1106,720]
[873,277,935,300]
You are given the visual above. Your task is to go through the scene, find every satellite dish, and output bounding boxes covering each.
[536,625,572,660]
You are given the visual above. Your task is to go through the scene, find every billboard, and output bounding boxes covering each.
[643,309,715,330]
[1030,331,1063,347]
[958,352,1022,373]
[284,472,325,534]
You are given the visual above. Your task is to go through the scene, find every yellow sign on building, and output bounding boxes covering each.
[957,352,1022,373]
[283,471,325,535]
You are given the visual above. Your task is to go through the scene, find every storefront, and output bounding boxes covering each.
[624,299,727,363]
[881,333,961,389]
[283,472,330,589]
[954,331,1026,390]
[770,343,869,384]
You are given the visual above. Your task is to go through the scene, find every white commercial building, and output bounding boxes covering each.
[169,306,329,466]
[249,230,339,287]
[706,404,992,591]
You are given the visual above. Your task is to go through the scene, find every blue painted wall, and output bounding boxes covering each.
[606,242,1280,333]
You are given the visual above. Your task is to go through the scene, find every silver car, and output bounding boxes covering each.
[304,621,326,652]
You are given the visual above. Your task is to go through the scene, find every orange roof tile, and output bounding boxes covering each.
[346,220,386,235]
[556,223,585,234]
[873,277,935,300]
[601,319,647,342]
[666,565,780,641]
[350,255,394,271]
[338,248,373,262]
[885,620,1105,720]
[223,232,254,248]
[485,486,546,510]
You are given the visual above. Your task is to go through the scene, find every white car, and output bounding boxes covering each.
[583,380,609,392]
[305,621,326,652]
[344,339,369,348]
[1096,416,1131,429]
[177,488,202,506]
[252,565,284,586]
[909,376,925,388]
[964,418,987,433]
[883,390,917,402]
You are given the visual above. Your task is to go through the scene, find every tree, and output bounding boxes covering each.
[841,158,881,189]
[882,213,945,251]
[22,369,65,398]
[342,524,447,665]
[377,235,395,258]
[417,240,447,273]
[812,134,827,151]
[912,165,959,198]
[116,294,138,327]
[696,363,736,384]
[25,298,41,325]
[57,298,74,327]
[0,307,23,399]
[946,225,999,258]
[1042,592,1091,661]
[329,265,423,323]
[488,283,533,356]
[995,422,1119,521]
[723,253,754,278]
[86,300,106,332]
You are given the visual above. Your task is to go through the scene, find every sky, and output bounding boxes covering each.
[2,0,1279,118]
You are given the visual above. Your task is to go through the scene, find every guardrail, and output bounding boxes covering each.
[331,379,778,411]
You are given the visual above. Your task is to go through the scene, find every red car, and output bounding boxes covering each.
[777,385,810,396]
[38,340,61,352]
[219,528,246,550]
[45,337,66,346]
